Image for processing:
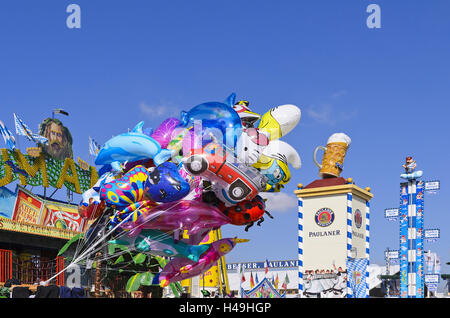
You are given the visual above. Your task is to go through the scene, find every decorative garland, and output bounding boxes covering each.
[0,148,98,194]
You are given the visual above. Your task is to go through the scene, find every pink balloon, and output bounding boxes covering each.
[151,117,181,149]
[122,200,231,240]
[159,238,239,287]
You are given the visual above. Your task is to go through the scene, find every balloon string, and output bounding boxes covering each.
[44,182,211,285]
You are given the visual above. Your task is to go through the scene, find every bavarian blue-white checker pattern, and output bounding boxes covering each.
[346,258,369,298]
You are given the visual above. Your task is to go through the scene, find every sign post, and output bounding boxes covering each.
[386,158,440,298]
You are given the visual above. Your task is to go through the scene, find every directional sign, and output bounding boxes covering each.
[385,250,399,260]
[424,274,440,284]
[425,181,440,191]
[385,208,399,219]
[424,229,440,240]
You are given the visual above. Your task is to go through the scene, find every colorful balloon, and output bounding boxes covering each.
[151,117,181,149]
[179,99,243,148]
[95,121,173,172]
[121,200,231,240]
[109,229,209,262]
[159,238,249,287]
[146,162,191,203]
[258,104,301,141]
[99,163,190,208]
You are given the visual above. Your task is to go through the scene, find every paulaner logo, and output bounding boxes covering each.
[354,209,362,229]
[314,208,335,227]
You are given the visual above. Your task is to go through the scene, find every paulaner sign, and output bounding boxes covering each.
[227,260,298,271]
[309,229,341,237]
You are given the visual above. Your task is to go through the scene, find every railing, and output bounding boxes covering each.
[0,249,12,283]
[0,251,65,285]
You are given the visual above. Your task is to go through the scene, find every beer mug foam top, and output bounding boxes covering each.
[314,133,351,178]
[327,133,351,146]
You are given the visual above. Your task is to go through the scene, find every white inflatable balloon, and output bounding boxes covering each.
[262,139,301,169]
[258,104,301,140]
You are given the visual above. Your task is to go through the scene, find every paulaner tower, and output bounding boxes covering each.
[295,133,373,298]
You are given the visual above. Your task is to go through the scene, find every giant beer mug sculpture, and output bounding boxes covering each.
[313,133,351,178]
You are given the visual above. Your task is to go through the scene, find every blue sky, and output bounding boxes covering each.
[0,0,449,278]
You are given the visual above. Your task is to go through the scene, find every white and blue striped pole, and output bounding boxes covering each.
[407,180,417,297]
[365,200,371,298]
[346,192,353,298]
[297,183,304,298]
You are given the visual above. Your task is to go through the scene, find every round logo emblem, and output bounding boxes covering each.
[354,209,362,229]
[315,208,335,227]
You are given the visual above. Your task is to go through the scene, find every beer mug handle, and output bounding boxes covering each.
[313,146,327,169]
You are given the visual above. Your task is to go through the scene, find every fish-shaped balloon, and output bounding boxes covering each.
[95,121,173,172]
[159,238,249,287]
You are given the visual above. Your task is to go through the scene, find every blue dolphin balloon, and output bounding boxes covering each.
[179,95,243,149]
[95,121,173,171]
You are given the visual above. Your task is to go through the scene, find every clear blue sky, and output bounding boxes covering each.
[0,0,449,276]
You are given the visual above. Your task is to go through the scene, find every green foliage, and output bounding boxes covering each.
[57,233,84,256]
[133,253,147,265]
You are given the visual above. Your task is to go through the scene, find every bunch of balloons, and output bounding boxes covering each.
[78,93,301,287]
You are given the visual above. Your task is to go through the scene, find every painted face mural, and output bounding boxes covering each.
[38,118,73,160]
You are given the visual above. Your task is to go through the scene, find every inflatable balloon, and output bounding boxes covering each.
[216,195,273,231]
[73,94,303,291]
[109,200,158,228]
[258,104,301,141]
[121,200,231,240]
[109,229,209,262]
[179,98,243,149]
[178,165,203,200]
[182,142,267,206]
[159,238,249,287]
[78,199,105,220]
[235,128,270,165]
[232,100,261,128]
[261,139,301,169]
[146,162,190,203]
[99,163,190,208]
[78,172,115,219]
[95,121,173,172]
[99,165,151,208]
[151,117,181,149]
[253,139,301,192]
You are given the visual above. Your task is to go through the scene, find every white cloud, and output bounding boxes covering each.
[259,192,298,213]
[139,101,181,118]
[306,103,335,125]
[306,103,358,126]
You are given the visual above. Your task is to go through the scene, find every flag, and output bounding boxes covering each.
[250,272,255,288]
[282,273,290,290]
[0,120,16,150]
[255,272,259,284]
[274,274,279,289]
[434,255,441,274]
[14,113,34,140]
[13,113,48,145]
[264,259,269,274]
[53,108,69,116]
[89,136,101,156]
[240,265,246,283]
[31,134,49,145]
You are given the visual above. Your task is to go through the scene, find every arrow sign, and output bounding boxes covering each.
[425,180,440,191]
[385,208,399,220]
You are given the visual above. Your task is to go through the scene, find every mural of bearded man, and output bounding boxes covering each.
[38,118,73,160]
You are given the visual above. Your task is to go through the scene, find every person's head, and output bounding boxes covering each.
[39,118,73,160]
[406,156,413,163]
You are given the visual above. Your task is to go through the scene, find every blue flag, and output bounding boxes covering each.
[0,120,16,150]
